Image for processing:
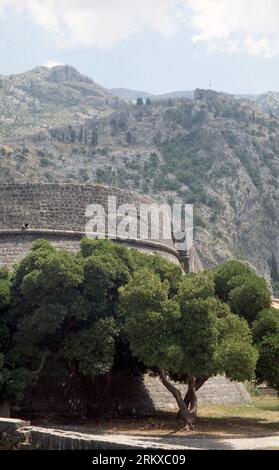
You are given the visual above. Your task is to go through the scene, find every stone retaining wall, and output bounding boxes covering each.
[0,418,182,450]
[0,418,30,449]
[145,375,251,409]
[15,372,250,419]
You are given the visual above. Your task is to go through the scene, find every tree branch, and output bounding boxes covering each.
[159,368,190,419]
[32,351,57,375]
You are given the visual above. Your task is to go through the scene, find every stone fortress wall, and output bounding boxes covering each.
[0,183,181,267]
[0,183,163,232]
[0,182,203,272]
[0,183,250,414]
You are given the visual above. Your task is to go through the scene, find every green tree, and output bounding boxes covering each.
[0,268,33,416]
[149,152,159,168]
[270,252,279,295]
[228,276,271,324]
[126,131,132,144]
[120,269,258,428]
[213,260,254,302]
[213,260,271,324]
[0,268,12,410]
[78,127,83,143]
[91,128,98,146]
[2,243,276,424]
[5,239,135,415]
[214,260,278,394]
[252,308,279,394]
[69,128,76,143]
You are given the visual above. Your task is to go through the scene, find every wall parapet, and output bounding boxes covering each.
[0,229,180,260]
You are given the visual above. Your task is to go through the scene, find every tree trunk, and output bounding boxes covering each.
[0,400,10,418]
[186,376,197,427]
[159,369,192,429]
[177,376,208,423]
[84,372,112,417]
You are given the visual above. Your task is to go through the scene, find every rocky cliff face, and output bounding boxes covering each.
[255,91,279,118]
[1,67,279,288]
[0,65,123,139]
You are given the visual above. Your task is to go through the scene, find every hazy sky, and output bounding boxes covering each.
[1,0,279,94]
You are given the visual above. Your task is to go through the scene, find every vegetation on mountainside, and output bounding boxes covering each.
[0,241,277,428]
[0,65,120,138]
[2,68,279,282]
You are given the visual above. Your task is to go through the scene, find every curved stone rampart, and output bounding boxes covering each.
[0,183,180,267]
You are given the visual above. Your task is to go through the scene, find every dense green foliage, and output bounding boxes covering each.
[119,261,265,425]
[0,239,183,404]
[120,269,258,384]
[6,238,138,400]
[213,260,278,392]
[0,243,278,419]
[0,268,12,398]
[213,260,271,324]
[252,308,279,393]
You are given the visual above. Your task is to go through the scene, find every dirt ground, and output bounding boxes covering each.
[23,396,279,440]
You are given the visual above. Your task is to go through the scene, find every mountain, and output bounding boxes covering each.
[0,65,124,139]
[158,90,195,100]
[110,88,154,103]
[110,88,194,102]
[110,87,279,118]
[1,66,279,291]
